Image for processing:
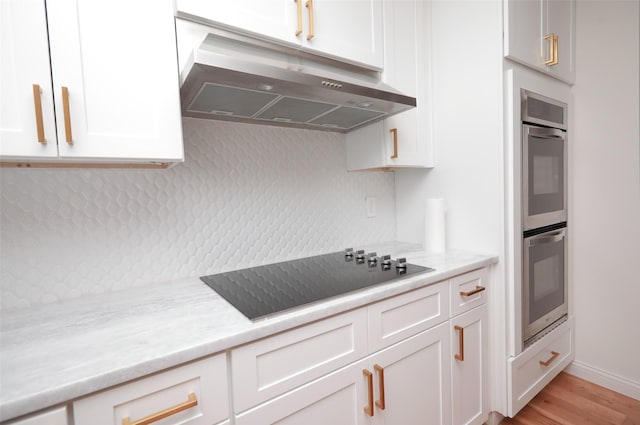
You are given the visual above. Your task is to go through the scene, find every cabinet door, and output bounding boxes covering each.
[504,0,544,69]
[369,323,452,425]
[504,0,575,84]
[382,0,431,167]
[345,0,432,171]
[235,359,369,425]
[302,0,383,69]
[46,0,183,162]
[450,305,489,425]
[0,0,58,159]
[176,0,300,47]
[545,0,575,82]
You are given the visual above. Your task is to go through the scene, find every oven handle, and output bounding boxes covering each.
[528,231,565,246]
[528,127,565,140]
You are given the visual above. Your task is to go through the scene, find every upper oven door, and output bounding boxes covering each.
[523,124,567,230]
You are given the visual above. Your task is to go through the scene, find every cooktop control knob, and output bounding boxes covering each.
[355,250,366,263]
[396,257,407,272]
[344,248,354,259]
[381,255,392,270]
[367,252,378,266]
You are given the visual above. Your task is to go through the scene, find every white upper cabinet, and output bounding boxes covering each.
[0,0,58,159]
[346,0,433,171]
[303,0,383,70]
[175,0,383,70]
[1,0,184,166]
[504,0,575,84]
[175,0,300,46]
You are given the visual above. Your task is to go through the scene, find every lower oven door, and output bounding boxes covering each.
[523,227,568,343]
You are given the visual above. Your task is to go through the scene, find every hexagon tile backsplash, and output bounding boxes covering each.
[0,119,396,311]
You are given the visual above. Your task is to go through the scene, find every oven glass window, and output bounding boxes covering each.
[533,155,561,195]
[528,236,565,323]
[527,136,565,216]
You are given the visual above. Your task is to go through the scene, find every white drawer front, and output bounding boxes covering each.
[449,268,489,317]
[4,407,67,425]
[368,281,449,353]
[232,308,368,413]
[507,317,574,416]
[73,354,229,425]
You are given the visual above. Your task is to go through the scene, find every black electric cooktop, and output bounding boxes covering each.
[200,249,433,321]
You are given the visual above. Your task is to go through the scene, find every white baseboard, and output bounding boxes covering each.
[565,360,640,400]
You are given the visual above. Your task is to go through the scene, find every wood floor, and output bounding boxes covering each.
[502,372,640,425]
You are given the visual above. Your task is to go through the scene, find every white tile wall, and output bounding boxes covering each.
[0,119,396,311]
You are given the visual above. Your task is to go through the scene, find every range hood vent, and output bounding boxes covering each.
[179,32,416,133]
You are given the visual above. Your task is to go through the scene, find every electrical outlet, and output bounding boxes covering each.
[366,196,376,218]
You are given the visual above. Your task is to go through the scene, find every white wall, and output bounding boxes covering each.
[566,0,640,396]
[394,0,507,413]
[0,119,396,311]
[395,0,504,254]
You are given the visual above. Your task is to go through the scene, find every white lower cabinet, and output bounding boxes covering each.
[235,323,451,425]
[3,407,67,425]
[73,354,229,425]
[230,268,492,425]
[507,317,574,416]
[2,268,492,425]
[367,323,452,424]
[450,304,489,425]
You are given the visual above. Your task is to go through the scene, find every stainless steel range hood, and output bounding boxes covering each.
[179,31,416,133]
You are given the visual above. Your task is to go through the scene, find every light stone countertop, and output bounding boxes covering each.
[0,245,498,421]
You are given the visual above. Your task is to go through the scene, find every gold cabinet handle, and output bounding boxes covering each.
[460,285,486,297]
[539,351,560,367]
[294,0,303,36]
[122,392,198,425]
[544,33,558,66]
[363,369,374,417]
[61,86,73,144]
[390,128,398,159]
[454,325,465,361]
[374,364,386,410]
[305,0,314,40]
[32,84,46,144]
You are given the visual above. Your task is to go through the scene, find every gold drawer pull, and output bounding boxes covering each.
[374,364,386,410]
[306,0,314,40]
[454,325,465,361]
[32,84,46,144]
[294,0,302,36]
[390,128,398,159]
[460,285,486,297]
[363,369,374,417]
[122,392,198,425]
[539,351,560,367]
[61,86,73,144]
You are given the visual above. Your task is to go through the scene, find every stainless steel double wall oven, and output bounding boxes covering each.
[521,89,568,345]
